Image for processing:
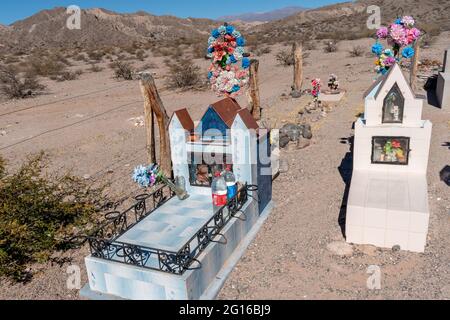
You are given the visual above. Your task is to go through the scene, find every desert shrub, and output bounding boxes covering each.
[73,53,88,62]
[50,70,83,82]
[276,49,295,66]
[191,43,207,59]
[0,153,108,282]
[27,56,66,77]
[135,49,147,61]
[254,46,272,56]
[87,50,105,62]
[166,60,203,90]
[323,41,338,53]
[89,64,103,72]
[304,41,317,51]
[110,61,134,80]
[349,45,364,57]
[0,65,46,99]
[4,56,20,64]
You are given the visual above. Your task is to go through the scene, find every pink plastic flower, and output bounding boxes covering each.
[377,27,389,39]
[409,28,421,40]
[389,24,408,46]
[401,16,415,27]
[384,56,396,67]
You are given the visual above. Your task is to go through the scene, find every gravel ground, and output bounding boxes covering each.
[0,35,449,300]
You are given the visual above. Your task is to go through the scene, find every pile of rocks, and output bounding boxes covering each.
[279,123,312,150]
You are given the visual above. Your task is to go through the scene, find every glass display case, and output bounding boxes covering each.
[382,83,405,124]
[371,136,410,165]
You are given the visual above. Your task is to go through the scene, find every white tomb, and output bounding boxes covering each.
[346,63,432,253]
[81,98,273,300]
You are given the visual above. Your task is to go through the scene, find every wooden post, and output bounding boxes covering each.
[140,82,157,164]
[410,39,420,92]
[248,59,261,121]
[293,42,303,93]
[139,73,172,176]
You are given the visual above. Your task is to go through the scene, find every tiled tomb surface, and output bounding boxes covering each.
[346,64,432,253]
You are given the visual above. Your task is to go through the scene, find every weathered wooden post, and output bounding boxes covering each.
[248,59,261,120]
[410,39,420,91]
[292,42,303,97]
[139,72,172,176]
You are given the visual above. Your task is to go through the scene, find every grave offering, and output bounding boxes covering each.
[81,97,273,300]
[436,47,450,109]
[321,74,346,102]
[345,63,432,253]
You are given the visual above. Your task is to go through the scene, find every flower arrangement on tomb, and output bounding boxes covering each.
[380,139,406,163]
[132,164,189,200]
[311,78,321,100]
[371,16,421,74]
[207,24,250,97]
[327,74,339,92]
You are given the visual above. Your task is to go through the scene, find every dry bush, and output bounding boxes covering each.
[50,70,83,82]
[349,45,364,57]
[0,65,46,99]
[254,46,272,56]
[276,49,295,66]
[73,53,88,62]
[27,55,67,77]
[323,41,338,53]
[304,41,317,51]
[0,153,109,282]
[110,61,134,80]
[166,60,204,90]
[89,64,103,72]
[87,50,105,62]
[135,49,147,61]
[191,43,208,59]
[4,56,21,64]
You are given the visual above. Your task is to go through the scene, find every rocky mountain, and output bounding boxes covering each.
[0,0,448,53]
[249,0,450,43]
[0,7,219,51]
[218,6,307,23]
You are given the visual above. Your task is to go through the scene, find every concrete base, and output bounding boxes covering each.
[436,72,450,109]
[346,170,429,253]
[80,199,273,300]
[320,91,346,102]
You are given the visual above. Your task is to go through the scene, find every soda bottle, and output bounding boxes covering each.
[211,171,227,207]
[224,165,237,200]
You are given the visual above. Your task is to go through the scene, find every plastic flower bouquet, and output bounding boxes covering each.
[132,164,189,200]
[371,16,421,74]
[207,24,250,97]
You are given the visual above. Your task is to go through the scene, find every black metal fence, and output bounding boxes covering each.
[86,184,254,275]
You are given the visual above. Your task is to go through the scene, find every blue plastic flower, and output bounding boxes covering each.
[371,42,383,55]
[208,72,213,79]
[218,25,227,35]
[229,55,237,64]
[232,30,241,38]
[132,165,150,187]
[236,37,246,47]
[242,57,250,69]
[384,49,394,57]
[395,18,402,25]
[380,68,388,75]
[402,46,415,59]
[211,29,220,38]
[226,25,235,35]
[232,85,240,93]
[208,46,214,53]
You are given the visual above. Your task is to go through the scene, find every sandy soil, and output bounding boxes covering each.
[0,34,449,300]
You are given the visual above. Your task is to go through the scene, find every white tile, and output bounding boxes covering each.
[366,179,388,209]
[387,179,410,211]
[346,225,363,244]
[409,212,429,233]
[346,205,364,226]
[348,182,367,208]
[407,232,427,253]
[387,210,410,231]
[363,227,385,247]
[385,229,409,250]
[364,207,387,229]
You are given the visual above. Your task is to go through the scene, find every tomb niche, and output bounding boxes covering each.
[382,83,404,124]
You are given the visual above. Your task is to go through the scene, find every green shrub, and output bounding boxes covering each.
[0,65,46,99]
[0,153,108,282]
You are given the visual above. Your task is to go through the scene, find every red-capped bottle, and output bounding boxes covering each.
[211,171,227,207]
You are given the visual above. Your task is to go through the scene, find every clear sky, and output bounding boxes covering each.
[0,0,348,25]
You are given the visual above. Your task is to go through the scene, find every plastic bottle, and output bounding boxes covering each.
[224,165,237,200]
[211,171,227,207]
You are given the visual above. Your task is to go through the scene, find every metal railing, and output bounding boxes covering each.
[85,183,255,275]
